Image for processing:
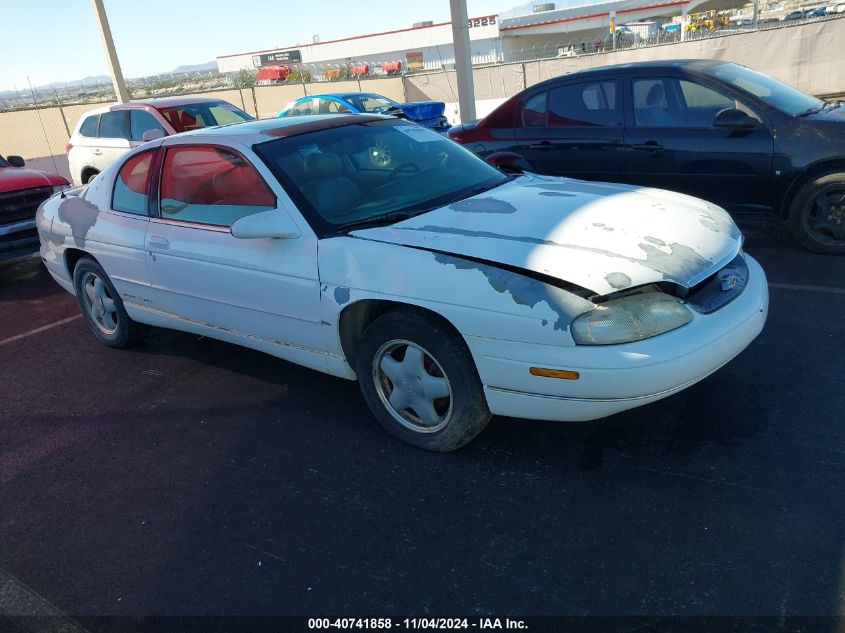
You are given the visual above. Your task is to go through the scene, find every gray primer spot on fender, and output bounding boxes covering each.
[334,287,350,305]
[538,191,575,198]
[644,236,666,247]
[605,272,632,289]
[434,253,593,331]
[450,197,517,214]
[57,196,100,248]
[593,222,613,232]
[541,319,549,326]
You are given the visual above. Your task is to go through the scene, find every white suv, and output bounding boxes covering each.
[66,97,253,186]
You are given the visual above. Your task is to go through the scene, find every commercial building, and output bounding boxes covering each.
[216,0,747,78]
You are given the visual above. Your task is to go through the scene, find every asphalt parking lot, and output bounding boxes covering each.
[0,219,843,630]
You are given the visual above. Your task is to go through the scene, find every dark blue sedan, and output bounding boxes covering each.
[277,92,450,131]
[449,59,845,254]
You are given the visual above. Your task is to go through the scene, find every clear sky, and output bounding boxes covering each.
[2,0,516,91]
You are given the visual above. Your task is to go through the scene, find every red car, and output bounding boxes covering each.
[1,153,69,261]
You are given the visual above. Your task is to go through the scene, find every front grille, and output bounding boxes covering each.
[0,186,53,226]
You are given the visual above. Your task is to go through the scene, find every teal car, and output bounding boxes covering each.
[277,92,450,131]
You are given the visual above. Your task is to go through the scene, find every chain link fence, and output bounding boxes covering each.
[501,11,845,63]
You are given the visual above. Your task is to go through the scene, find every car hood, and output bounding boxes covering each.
[351,174,743,297]
[0,166,66,192]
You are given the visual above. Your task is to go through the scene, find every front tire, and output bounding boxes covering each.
[73,257,140,348]
[356,308,491,452]
[788,171,845,254]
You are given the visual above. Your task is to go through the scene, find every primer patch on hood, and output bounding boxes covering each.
[450,197,516,214]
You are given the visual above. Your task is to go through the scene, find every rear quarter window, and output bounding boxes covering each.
[79,115,99,137]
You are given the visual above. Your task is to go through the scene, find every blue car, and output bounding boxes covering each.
[277,92,450,131]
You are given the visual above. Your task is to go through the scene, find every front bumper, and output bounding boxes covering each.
[467,254,769,422]
[0,219,39,261]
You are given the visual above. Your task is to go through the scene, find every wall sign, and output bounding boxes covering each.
[252,50,302,67]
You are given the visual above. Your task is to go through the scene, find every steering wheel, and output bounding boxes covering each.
[387,162,421,180]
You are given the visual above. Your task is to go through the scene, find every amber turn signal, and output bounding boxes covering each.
[529,367,580,380]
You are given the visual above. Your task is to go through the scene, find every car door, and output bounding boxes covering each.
[144,143,328,371]
[94,110,132,172]
[516,78,625,180]
[624,73,775,212]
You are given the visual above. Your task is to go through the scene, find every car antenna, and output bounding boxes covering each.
[26,76,65,191]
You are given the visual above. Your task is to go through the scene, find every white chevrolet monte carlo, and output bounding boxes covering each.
[37,115,768,451]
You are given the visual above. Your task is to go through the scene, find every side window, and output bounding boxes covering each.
[633,79,683,127]
[207,103,250,125]
[634,78,757,128]
[548,81,620,127]
[130,110,166,141]
[113,150,155,215]
[522,92,547,127]
[159,146,275,227]
[290,99,317,116]
[79,115,99,137]
[678,80,760,126]
[98,111,127,139]
[320,100,351,114]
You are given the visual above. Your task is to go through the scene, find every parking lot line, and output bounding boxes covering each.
[768,282,845,295]
[0,567,88,632]
[0,315,81,348]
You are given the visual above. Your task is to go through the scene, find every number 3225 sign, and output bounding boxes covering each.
[468,16,497,28]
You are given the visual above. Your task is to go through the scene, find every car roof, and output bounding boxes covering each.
[123,96,228,108]
[297,91,383,100]
[529,59,729,90]
[167,114,391,146]
[79,96,232,118]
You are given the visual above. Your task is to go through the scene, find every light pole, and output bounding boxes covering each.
[449,0,476,123]
[91,0,129,102]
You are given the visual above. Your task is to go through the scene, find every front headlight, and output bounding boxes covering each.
[571,292,692,345]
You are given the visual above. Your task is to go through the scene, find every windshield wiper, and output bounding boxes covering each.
[452,175,515,202]
[797,103,826,116]
[335,211,414,233]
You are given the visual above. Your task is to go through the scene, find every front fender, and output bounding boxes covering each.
[318,236,596,347]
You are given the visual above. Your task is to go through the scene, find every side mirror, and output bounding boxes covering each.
[230,209,301,240]
[7,155,25,167]
[142,128,166,142]
[485,152,524,174]
[713,108,759,129]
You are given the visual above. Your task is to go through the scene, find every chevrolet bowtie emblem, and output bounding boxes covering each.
[718,271,738,291]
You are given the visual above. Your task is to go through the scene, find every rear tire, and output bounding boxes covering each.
[788,171,845,254]
[72,257,140,348]
[356,308,491,452]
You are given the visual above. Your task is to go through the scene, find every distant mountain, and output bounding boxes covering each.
[170,61,218,74]
[49,75,112,89]
[1,62,221,97]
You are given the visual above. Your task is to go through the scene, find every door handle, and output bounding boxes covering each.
[147,235,170,249]
[92,149,103,156]
[529,142,553,151]
[632,142,663,152]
